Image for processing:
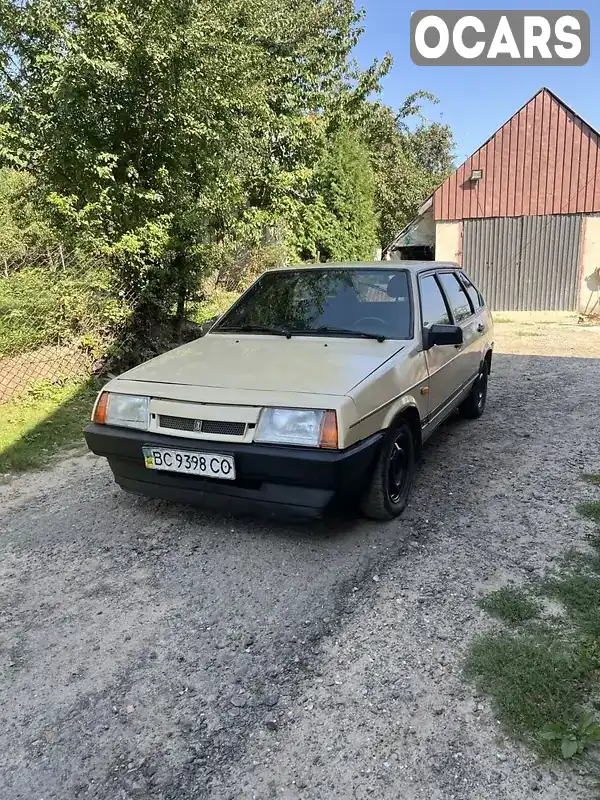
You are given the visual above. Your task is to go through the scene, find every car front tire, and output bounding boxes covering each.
[361,419,415,521]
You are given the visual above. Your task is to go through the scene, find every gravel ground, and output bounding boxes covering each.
[2,323,600,800]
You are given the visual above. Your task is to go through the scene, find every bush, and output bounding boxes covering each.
[0,262,130,357]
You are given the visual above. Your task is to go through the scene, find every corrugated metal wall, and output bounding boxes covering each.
[463,215,582,311]
[434,88,600,221]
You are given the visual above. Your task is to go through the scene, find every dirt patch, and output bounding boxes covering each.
[0,345,91,402]
[1,325,600,799]
[494,312,600,358]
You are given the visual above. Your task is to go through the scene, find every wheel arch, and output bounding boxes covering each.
[385,401,422,461]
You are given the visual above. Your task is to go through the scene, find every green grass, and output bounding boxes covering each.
[542,574,600,638]
[0,379,98,473]
[189,289,239,326]
[479,587,542,625]
[579,502,600,524]
[466,475,600,764]
[584,475,600,487]
[467,630,591,750]
[492,315,514,324]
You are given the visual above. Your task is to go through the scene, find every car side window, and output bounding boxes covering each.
[419,275,451,327]
[437,272,474,323]
[458,271,484,309]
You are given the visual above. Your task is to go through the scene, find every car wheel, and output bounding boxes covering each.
[459,366,489,420]
[361,420,415,521]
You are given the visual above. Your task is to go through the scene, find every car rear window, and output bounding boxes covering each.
[437,272,474,322]
[459,272,484,309]
[214,268,413,340]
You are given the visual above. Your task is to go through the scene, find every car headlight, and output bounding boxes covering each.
[255,408,338,449]
[93,392,149,431]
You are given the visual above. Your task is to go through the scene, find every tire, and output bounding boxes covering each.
[459,365,489,420]
[361,419,415,521]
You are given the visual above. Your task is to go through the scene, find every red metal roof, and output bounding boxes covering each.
[434,88,600,221]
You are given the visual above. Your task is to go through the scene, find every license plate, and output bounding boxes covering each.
[143,447,236,481]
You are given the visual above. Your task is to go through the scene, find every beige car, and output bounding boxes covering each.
[85,262,494,520]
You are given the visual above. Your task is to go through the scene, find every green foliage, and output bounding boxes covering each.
[0,262,129,356]
[0,0,392,317]
[360,99,454,249]
[0,168,57,263]
[0,0,453,320]
[294,127,378,262]
[189,290,240,327]
[0,379,98,473]
[541,711,600,759]
[478,587,542,625]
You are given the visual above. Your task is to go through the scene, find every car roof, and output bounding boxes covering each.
[270,261,460,275]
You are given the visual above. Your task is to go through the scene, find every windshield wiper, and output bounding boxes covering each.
[219,324,292,339]
[311,326,387,343]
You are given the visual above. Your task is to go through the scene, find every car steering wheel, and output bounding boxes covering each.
[353,316,390,329]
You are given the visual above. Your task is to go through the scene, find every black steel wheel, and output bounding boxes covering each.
[460,367,489,420]
[361,420,415,521]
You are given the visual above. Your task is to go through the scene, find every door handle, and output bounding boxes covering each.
[477,324,485,333]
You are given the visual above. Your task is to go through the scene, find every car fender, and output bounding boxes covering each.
[380,393,421,431]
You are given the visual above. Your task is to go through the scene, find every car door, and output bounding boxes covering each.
[418,272,463,422]
[436,271,480,385]
[457,270,491,367]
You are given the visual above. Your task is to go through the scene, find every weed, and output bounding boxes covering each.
[541,711,600,759]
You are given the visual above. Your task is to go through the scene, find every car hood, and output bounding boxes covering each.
[119,333,405,397]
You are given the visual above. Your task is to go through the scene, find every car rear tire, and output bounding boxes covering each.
[459,366,489,420]
[361,420,415,521]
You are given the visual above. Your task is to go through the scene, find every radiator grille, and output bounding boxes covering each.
[202,420,246,436]
[159,415,195,432]
[159,415,246,437]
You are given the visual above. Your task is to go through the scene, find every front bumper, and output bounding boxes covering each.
[84,424,383,519]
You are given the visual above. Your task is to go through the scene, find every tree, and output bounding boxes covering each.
[360,96,454,250]
[0,168,57,268]
[293,127,378,262]
[0,0,389,319]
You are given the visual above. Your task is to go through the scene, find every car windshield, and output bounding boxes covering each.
[213,268,413,340]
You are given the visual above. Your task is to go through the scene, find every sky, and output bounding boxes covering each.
[353,0,600,165]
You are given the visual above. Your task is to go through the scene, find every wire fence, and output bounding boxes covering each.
[0,244,269,404]
[0,247,138,403]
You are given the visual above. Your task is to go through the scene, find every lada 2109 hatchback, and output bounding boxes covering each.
[85,262,494,520]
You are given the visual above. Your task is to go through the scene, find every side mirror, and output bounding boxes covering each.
[424,324,463,350]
